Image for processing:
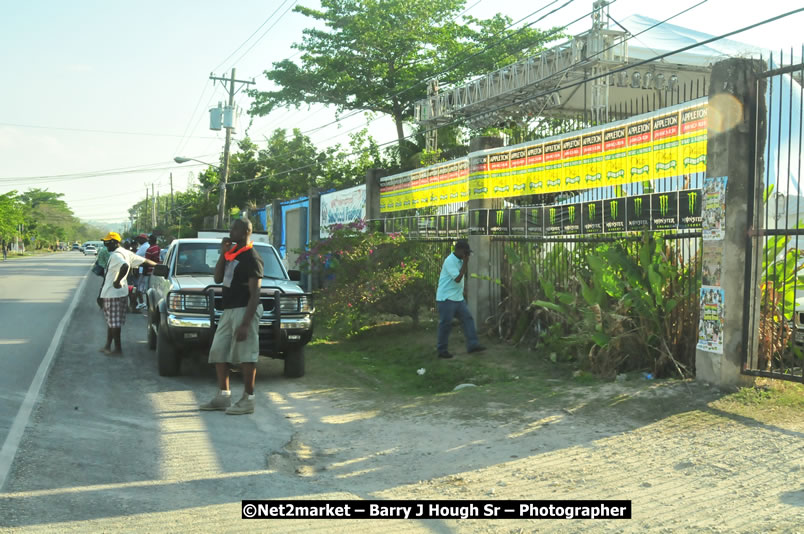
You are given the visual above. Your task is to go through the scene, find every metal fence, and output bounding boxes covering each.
[744,50,804,382]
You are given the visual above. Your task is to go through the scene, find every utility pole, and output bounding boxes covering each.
[151,184,156,229]
[169,172,174,226]
[144,188,149,233]
[209,68,254,228]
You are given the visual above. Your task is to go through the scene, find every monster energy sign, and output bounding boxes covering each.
[564,204,581,234]
[651,192,678,230]
[678,189,702,229]
[582,201,603,235]
[490,209,509,235]
[626,194,652,231]
[604,198,626,232]
[545,206,562,235]
[390,189,701,237]
[469,209,488,235]
[510,208,526,235]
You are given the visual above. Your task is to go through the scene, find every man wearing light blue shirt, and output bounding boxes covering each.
[435,239,485,359]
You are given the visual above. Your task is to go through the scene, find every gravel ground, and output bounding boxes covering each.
[1,281,803,533]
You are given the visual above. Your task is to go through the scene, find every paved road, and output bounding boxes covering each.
[0,253,93,452]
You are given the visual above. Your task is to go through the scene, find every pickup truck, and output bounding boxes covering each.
[145,238,313,378]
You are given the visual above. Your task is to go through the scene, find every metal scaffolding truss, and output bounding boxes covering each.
[414,28,629,128]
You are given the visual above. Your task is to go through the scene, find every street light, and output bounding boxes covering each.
[174,156,227,228]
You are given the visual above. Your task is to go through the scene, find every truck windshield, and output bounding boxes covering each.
[175,243,286,279]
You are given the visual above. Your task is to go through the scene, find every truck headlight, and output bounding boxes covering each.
[280,296,299,313]
[168,293,208,312]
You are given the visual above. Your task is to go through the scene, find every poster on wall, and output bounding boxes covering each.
[320,184,366,238]
[702,247,723,286]
[697,286,725,354]
[702,176,728,240]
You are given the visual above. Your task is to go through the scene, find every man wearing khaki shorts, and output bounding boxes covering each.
[200,218,264,415]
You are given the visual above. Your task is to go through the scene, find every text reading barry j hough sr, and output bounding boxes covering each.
[241,500,632,520]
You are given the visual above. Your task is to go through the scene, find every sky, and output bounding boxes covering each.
[1,0,803,225]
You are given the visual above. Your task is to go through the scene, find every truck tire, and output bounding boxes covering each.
[157,325,181,377]
[146,311,157,350]
[283,347,305,378]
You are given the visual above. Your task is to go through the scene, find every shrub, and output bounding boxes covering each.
[297,221,441,337]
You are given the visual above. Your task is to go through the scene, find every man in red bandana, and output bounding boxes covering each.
[200,218,264,415]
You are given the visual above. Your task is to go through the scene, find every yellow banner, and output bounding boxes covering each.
[380,101,708,213]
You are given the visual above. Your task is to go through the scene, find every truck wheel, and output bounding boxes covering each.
[283,347,305,378]
[146,311,157,350]
[157,325,181,377]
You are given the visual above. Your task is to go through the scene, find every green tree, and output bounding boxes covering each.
[0,191,24,243]
[249,0,560,157]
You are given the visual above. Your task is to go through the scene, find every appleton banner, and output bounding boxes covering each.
[380,99,707,213]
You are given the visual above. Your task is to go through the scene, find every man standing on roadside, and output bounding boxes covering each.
[200,218,264,415]
[134,234,149,309]
[1,239,6,261]
[137,234,160,310]
[99,232,157,355]
[435,239,485,359]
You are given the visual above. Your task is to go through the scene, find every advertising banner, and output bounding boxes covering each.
[582,200,604,235]
[320,184,367,238]
[380,101,708,213]
[604,198,626,233]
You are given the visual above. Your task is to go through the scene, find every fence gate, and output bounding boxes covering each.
[743,51,804,383]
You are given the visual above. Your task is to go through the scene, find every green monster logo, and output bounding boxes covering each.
[587,203,596,221]
[512,209,521,224]
[549,207,558,226]
[495,210,505,227]
[610,200,619,220]
[440,216,446,228]
[633,197,644,218]
[659,194,670,217]
[473,211,481,226]
[688,191,698,214]
[567,205,576,224]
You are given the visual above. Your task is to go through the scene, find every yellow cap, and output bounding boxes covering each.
[103,231,122,242]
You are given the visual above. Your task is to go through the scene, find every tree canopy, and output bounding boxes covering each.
[249,0,561,157]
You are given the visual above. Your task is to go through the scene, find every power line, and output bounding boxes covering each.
[211,0,296,74]
[229,1,299,70]
[0,121,222,139]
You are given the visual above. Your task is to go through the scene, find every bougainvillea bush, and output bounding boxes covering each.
[297,221,442,337]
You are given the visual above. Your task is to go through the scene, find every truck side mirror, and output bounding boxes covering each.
[153,264,169,278]
[287,269,302,282]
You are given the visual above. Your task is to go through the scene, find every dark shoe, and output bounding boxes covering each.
[438,351,454,359]
[467,345,486,354]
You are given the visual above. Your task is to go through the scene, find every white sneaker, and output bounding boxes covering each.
[136,303,146,310]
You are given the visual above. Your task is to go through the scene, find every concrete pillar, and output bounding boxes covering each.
[307,189,321,290]
[271,199,282,252]
[365,168,386,222]
[695,58,767,388]
[466,136,505,329]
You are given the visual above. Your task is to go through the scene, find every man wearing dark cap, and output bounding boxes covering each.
[435,239,485,358]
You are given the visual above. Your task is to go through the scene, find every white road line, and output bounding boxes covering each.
[0,269,89,491]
